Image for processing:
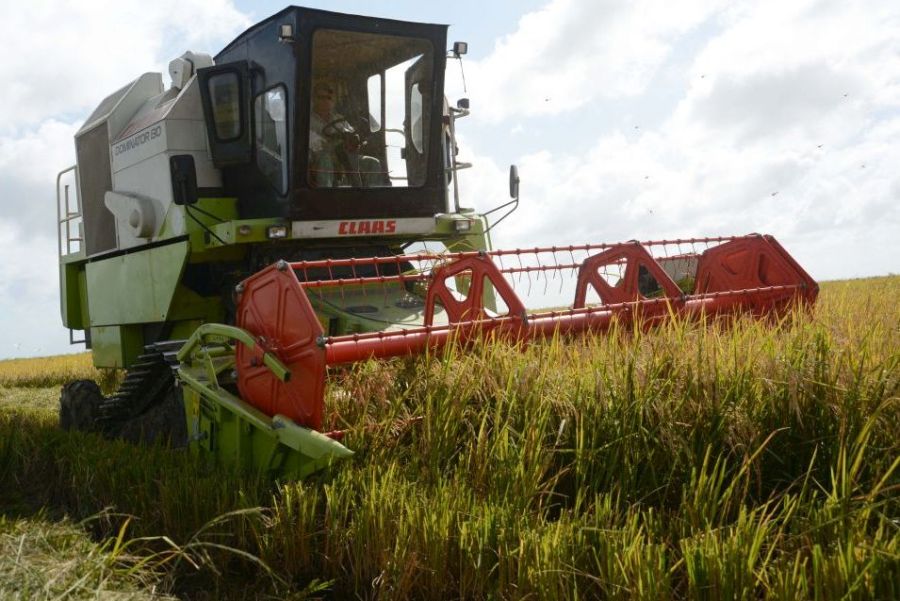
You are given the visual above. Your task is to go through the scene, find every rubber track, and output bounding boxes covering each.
[96,340,185,434]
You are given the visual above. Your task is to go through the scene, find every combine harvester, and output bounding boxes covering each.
[56,7,817,478]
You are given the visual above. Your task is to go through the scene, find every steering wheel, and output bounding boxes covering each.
[321,118,356,139]
[314,118,363,186]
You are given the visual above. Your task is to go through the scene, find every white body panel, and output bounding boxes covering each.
[111,123,168,172]
[108,77,222,249]
[77,73,164,140]
[291,217,436,238]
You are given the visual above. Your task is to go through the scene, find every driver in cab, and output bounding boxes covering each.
[309,79,351,187]
[310,81,351,152]
[309,79,385,188]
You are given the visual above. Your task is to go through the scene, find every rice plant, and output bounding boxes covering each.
[0,276,897,599]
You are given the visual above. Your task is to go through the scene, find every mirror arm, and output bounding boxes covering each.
[482,198,519,234]
[483,198,517,217]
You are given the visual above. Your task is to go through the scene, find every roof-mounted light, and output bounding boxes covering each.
[279,24,294,43]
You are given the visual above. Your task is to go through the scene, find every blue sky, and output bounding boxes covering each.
[1,0,898,358]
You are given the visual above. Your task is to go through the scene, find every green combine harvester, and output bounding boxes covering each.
[57,6,818,479]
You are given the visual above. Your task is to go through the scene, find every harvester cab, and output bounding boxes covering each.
[56,6,818,479]
[59,6,487,365]
[200,9,458,221]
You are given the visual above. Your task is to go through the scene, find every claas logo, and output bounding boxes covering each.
[338,220,397,235]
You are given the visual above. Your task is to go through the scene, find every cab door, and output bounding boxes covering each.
[197,61,252,166]
[404,56,431,187]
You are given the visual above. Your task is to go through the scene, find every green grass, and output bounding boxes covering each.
[0,276,898,599]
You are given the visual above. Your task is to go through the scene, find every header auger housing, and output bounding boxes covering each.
[55,5,817,479]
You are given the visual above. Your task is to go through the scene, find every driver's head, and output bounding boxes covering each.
[312,79,337,117]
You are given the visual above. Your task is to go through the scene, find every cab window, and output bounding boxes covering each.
[207,72,242,141]
[254,86,288,193]
[308,29,433,189]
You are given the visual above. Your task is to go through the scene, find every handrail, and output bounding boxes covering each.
[56,165,80,256]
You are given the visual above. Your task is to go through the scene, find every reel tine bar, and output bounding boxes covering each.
[233,234,817,431]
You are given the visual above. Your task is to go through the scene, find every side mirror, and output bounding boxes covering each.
[452,41,468,57]
[170,155,198,206]
[509,164,520,200]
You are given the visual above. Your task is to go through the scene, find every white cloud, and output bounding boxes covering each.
[0,0,250,134]
[0,120,78,186]
[455,0,900,281]
[694,0,900,107]
[465,0,727,122]
[0,119,80,234]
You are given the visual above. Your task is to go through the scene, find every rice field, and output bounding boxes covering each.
[0,276,897,599]
[0,352,103,389]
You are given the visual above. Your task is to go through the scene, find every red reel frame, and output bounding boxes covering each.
[232,236,817,432]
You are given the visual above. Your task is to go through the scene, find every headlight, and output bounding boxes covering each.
[267,225,288,239]
[454,219,472,232]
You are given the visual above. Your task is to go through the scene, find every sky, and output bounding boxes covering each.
[1,0,898,359]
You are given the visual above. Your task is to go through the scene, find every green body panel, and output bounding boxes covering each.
[59,258,86,329]
[90,325,144,368]
[202,212,491,250]
[439,215,496,310]
[181,384,352,478]
[169,319,208,341]
[176,324,352,478]
[167,284,225,323]
[157,197,239,250]
[78,269,89,329]
[58,197,236,337]
[208,217,288,246]
[434,212,493,251]
[85,240,189,326]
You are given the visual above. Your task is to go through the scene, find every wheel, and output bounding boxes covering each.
[59,379,104,432]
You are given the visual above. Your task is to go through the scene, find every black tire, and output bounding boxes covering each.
[59,379,104,432]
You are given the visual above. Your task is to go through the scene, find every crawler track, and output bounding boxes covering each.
[60,341,188,446]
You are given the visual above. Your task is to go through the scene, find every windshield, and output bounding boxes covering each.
[308,29,433,189]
